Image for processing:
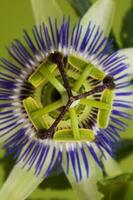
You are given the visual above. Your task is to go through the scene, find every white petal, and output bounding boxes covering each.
[30,0,78,25]
[0,139,56,200]
[102,150,122,177]
[118,48,133,75]
[81,0,115,37]
[114,48,133,103]
[62,142,103,200]
[31,0,62,24]
[0,163,43,200]
[70,177,103,200]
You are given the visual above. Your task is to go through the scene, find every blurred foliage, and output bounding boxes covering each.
[0,0,133,200]
[67,0,92,17]
[31,0,78,26]
[116,139,133,161]
[98,173,133,200]
[120,0,133,47]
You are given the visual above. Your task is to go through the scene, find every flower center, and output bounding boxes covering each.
[23,51,115,141]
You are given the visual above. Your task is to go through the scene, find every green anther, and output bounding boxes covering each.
[80,99,111,110]
[54,129,95,141]
[31,99,63,119]
[97,89,114,128]
[73,64,93,92]
[29,61,57,87]
[68,54,105,91]
[23,97,48,129]
[39,65,66,94]
[90,66,105,80]
[69,108,80,140]
[68,54,88,71]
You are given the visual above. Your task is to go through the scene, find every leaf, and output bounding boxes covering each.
[120,4,133,48]
[116,139,133,173]
[116,139,133,161]
[39,173,71,190]
[67,0,92,17]
[29,187,76,200]
[98,173,133,200]
[112,0,132,47]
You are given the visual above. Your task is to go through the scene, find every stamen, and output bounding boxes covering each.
[69,108,80,140]
[23,50,116,140]
[97,89,114,128]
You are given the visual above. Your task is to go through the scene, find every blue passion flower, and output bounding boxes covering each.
[0,17,132,184]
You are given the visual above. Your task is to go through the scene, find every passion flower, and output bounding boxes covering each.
[0,17,132,184]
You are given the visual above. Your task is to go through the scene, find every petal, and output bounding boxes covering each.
[70,177,103,200]
[81,0,115,37]
[0,140,57,199]
[62,142,103,182]
[0,163,43,200]
[30,0,78,25]
[114,49,133,103]
[62,142,103,200]
[101,150,122,177]
[118,48,133,74]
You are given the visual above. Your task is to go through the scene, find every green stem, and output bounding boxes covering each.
[69,108,80,140]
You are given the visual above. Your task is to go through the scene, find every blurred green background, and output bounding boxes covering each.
[0,0,133,199]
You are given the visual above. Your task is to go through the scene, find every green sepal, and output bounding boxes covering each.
[97,89,114,128]
[54,129,95,141]
[28,61,57,88]
[23,97,47,129]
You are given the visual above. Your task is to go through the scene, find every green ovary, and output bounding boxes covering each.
[23,53,114,141]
